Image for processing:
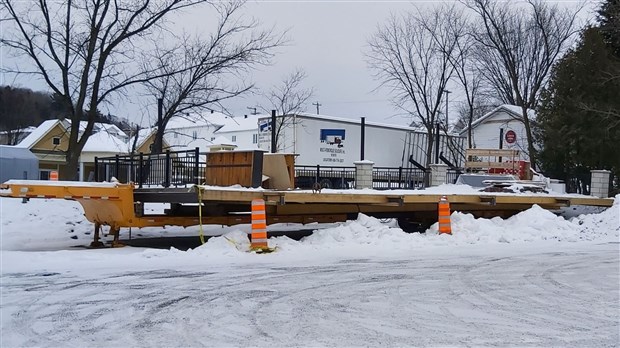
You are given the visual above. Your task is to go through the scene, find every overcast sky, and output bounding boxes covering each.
[1,0,597,128]
[228,1,414,124]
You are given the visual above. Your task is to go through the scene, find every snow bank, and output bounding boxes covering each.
[1,195,618,256]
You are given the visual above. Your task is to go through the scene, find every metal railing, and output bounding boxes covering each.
[95,148,205,188]
[294,165,356,189]
[372,167,428,190]
[446,169,461,185]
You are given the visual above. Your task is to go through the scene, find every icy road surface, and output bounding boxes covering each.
[2,243,618,347]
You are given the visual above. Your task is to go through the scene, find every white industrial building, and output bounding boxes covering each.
[255,113,465,169]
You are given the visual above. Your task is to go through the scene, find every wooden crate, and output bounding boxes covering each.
[262,153,296,189]
[205,150,265,188]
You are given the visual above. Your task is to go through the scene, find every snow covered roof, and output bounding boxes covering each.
[82,130,129,153]
[215,114,262,133]
[0,145,38,160]
[17,118,129,153]
[166,111,233,130]
[0,126,37,136]
[16,119,62,148]
[130,128,156,150]
[266,112,449,134]
[466,104,536,132]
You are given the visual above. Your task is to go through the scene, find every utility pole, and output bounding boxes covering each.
[312,102,322,114]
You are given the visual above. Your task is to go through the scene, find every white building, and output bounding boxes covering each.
[213,114,262,150]
[256,113,465,168]
[162,111,233,151]
[460,105,536,162]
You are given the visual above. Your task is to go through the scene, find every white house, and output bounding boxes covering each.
[163,111,234,151]
[213,114,262,149]
[460,104,536,162]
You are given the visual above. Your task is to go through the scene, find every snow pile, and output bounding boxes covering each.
[1,195,618,255]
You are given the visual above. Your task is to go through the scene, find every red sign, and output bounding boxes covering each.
[505,130,517,144]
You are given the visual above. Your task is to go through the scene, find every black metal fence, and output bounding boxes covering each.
[95,148,204,188]
[372,167,428,190]
[294,165,356,189]
[95,150,462,191]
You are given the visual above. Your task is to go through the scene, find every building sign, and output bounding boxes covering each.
[319,129,346,163]
[505,130,517,144]
[257,119,272,150]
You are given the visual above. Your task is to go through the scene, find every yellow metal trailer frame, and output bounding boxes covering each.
[1,180,614,248]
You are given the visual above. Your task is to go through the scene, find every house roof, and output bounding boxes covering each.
[166,111,233,130]
[16,119,62,149]
[465,104,536,133]
[131,128,157,151]
[258,112,436,134]
[215,114,262,133]
[17,118,129,153]
[82,131,128,153]
[0,145,39,160]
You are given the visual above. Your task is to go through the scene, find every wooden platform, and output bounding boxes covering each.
[1,180,614,231]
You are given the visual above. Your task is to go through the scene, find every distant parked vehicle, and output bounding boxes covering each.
[455,173,517,189]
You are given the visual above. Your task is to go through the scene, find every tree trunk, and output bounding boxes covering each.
[521,107,538,171]
[425,127,434,168]
[60,148,81,181]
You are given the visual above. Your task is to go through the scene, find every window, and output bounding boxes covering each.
[52,137,61,145]
[231,135,237,142]
[252,134,258,144]
[192,131,197,140]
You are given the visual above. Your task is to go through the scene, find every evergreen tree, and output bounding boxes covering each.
[598,0,620,57]
[537,21,620,193]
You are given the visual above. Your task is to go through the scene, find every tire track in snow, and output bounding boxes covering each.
[1,248,618,347]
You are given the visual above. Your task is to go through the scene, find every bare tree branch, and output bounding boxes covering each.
[260,68,314,152]
[1,0,206,179]
[142,0,287,153]
[465,0,584,169]
[366,5,463,167]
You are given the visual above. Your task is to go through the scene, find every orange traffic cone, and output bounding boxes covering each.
[438,196,452,235]
[250,199,270,252]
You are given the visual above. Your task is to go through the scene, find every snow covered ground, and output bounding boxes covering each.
[1,194,619,347]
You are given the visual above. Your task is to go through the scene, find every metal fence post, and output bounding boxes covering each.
[164,150,171,188]
[115,154,120,180]
[129,155,134,183]
[94,157,99,182]
[398,166,403,189]
[194,147,200,184]
[316,164,320,183]
[139,152,144,188]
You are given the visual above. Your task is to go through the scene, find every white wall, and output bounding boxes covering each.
[257,115,464,168]
[471,111,531,161]
[215,128,259,149]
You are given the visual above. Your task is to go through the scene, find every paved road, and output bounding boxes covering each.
[2,243,618,347]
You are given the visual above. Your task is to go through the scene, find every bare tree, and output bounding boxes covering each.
[143,0,286,154]
[261,68,314,152]
[465,0,583,169]
[1,0,205,179]
[367,5,463,167]
[446,21,488,149]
